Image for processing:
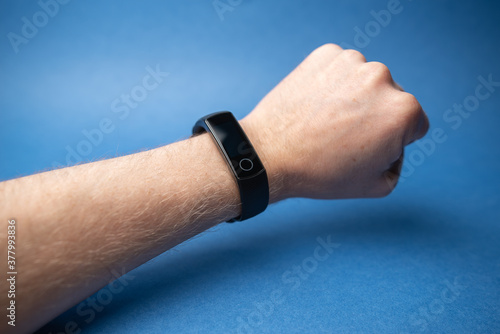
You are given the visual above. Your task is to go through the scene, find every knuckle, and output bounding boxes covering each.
[400,92,420,108]
[341,49,366,62]
[310,43,342,59]
[396,92,422,119]
[318,43,342,53]
[363,61,392,82]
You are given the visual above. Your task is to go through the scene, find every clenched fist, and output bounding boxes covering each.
[241,44,429,201]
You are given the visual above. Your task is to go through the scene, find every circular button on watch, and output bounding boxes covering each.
[239,158,254,171]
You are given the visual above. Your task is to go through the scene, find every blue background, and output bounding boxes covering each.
[1,0,499,333]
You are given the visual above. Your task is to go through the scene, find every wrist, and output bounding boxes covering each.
[239,117,290,204]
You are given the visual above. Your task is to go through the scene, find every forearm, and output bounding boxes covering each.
[0,130,278,333]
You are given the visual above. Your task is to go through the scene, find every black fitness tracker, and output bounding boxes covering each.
[192,111,269,222]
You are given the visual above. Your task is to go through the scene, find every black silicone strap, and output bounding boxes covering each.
[192,111,269,222]
[233,169,269,221]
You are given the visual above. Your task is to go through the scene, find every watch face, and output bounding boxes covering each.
[207,113,264,179]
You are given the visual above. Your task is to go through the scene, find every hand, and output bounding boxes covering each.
[241,43,429,201]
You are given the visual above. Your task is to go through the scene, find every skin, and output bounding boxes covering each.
[0,44,429,333]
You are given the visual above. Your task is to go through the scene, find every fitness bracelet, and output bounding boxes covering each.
[192,111,269,222]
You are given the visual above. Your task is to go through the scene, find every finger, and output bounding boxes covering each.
[398,93,430,145]
[409,109,430,144]
[388,151,404,176]
[382,151,404,191]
